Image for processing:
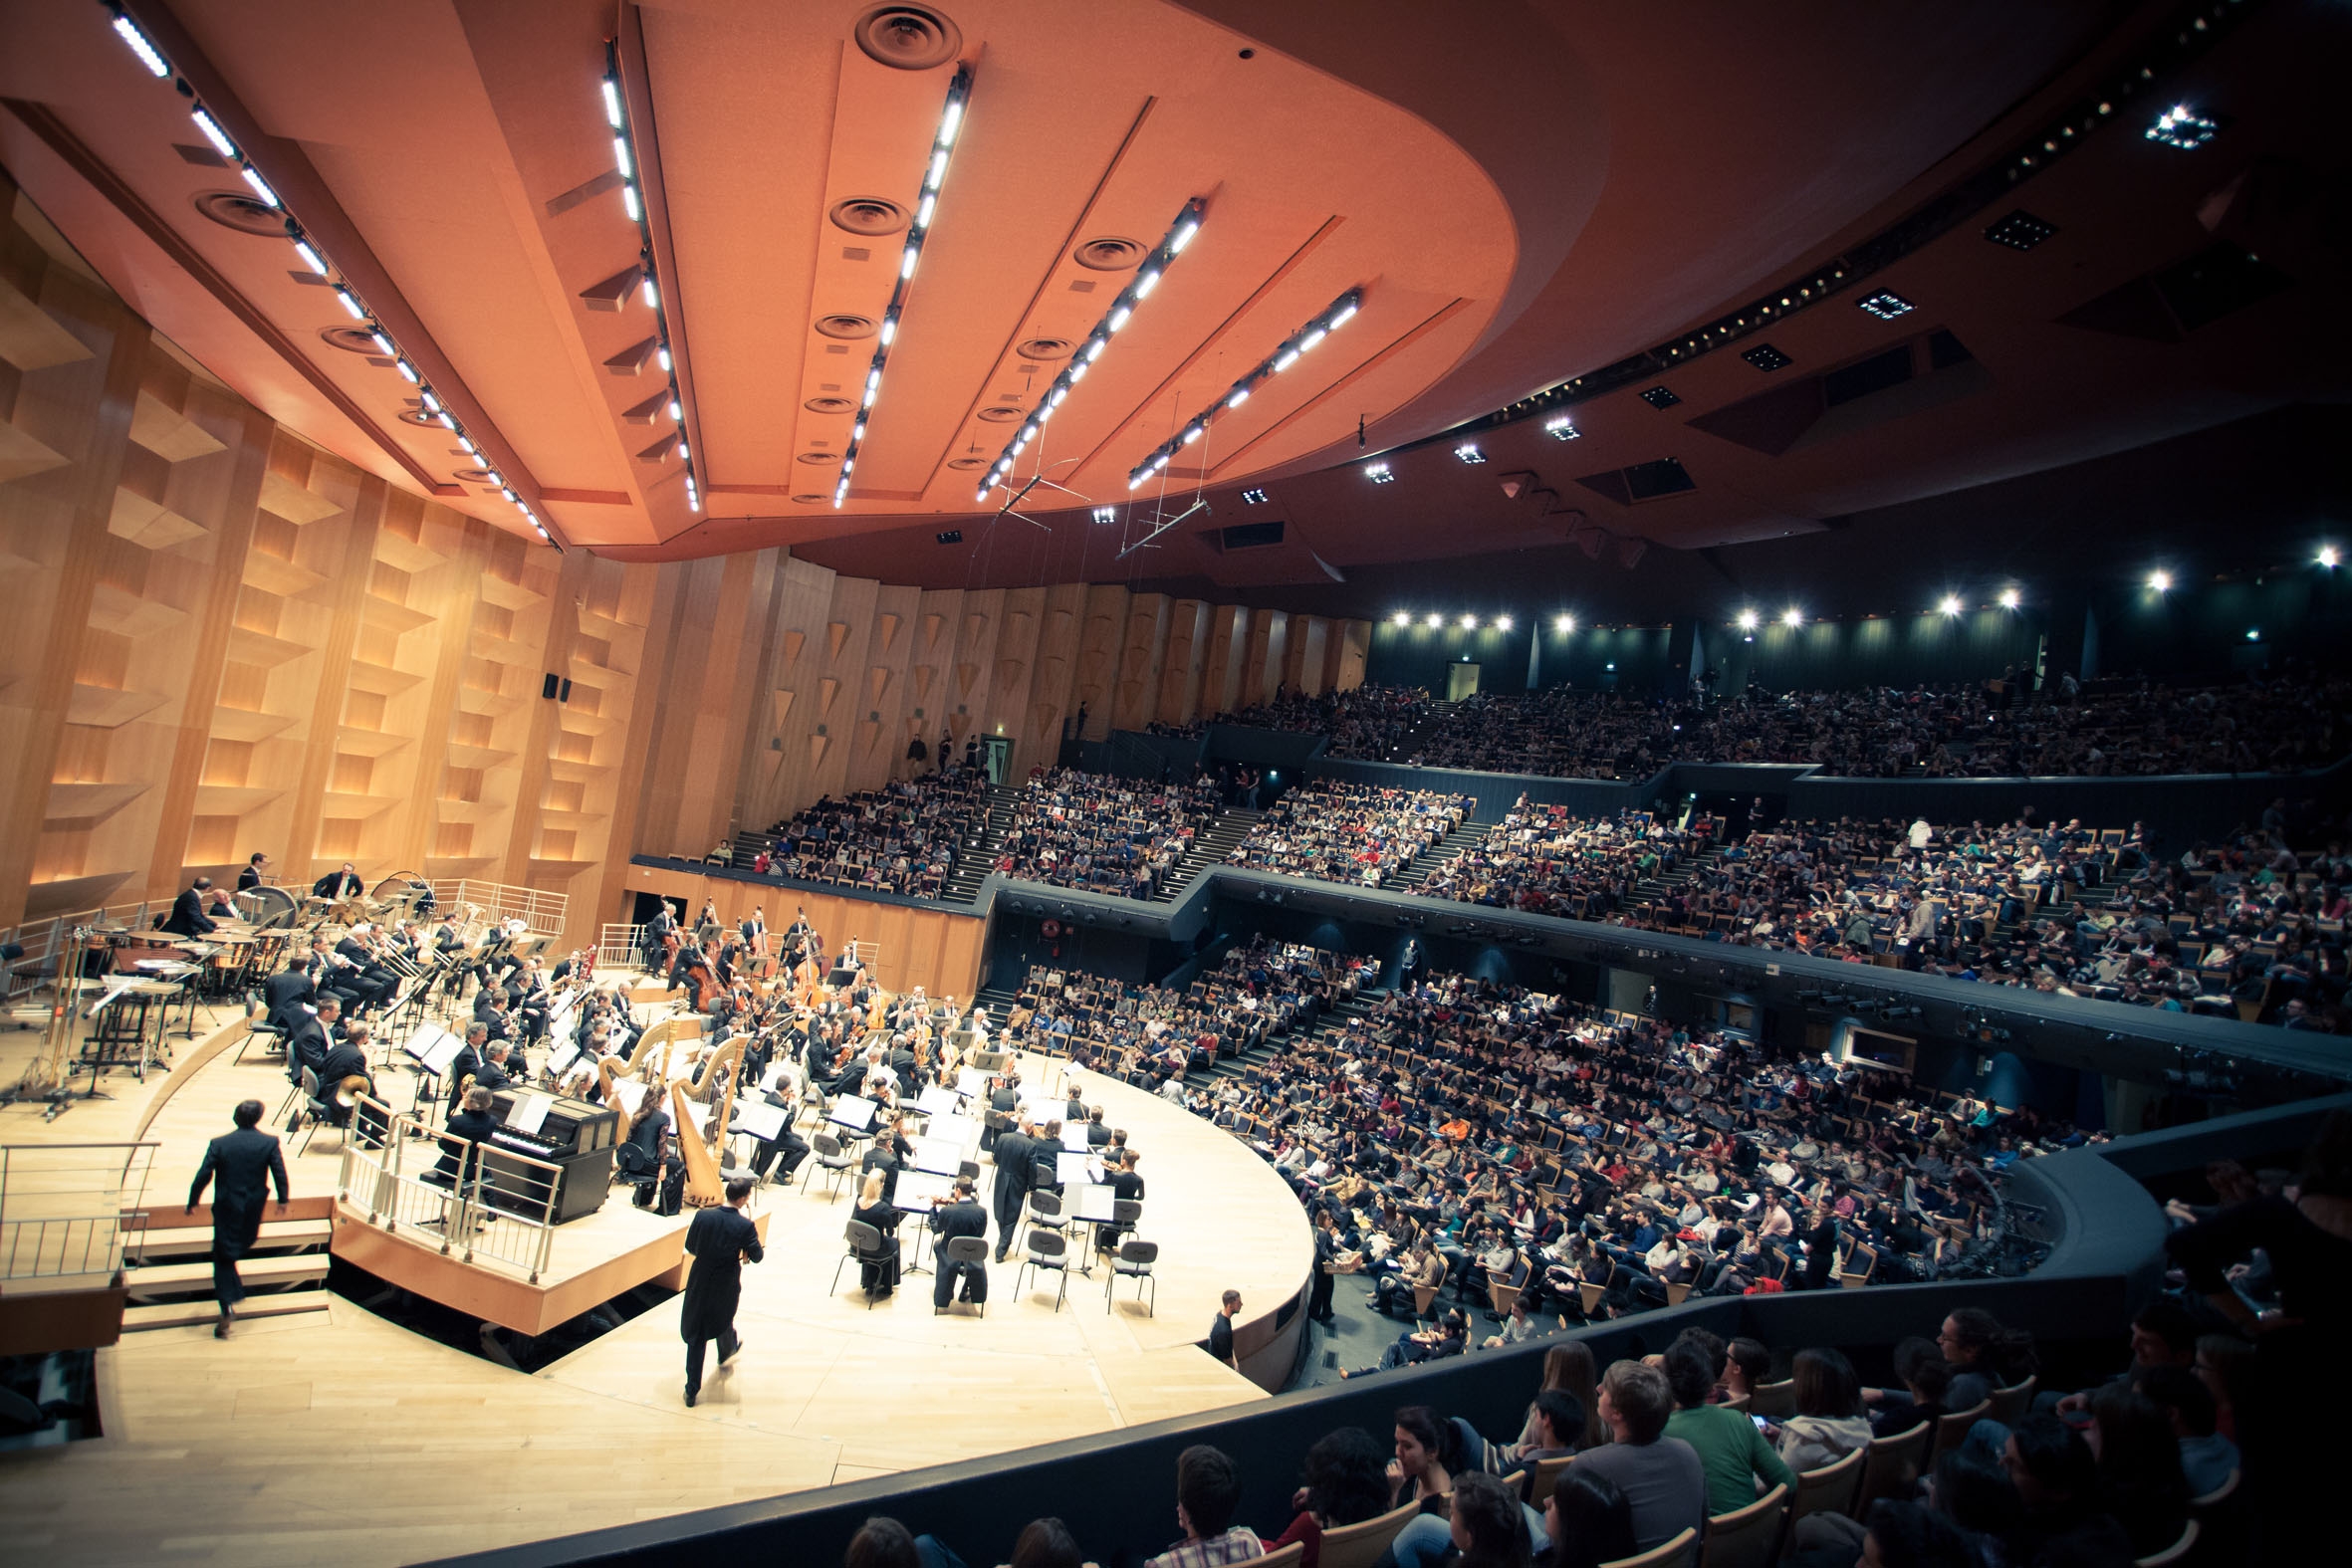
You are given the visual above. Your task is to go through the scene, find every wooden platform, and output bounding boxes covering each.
[0,1010,1310,1565]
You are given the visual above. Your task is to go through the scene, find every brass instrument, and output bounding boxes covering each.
[333,1072,373,1110]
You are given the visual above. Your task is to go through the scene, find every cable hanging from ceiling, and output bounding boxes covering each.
[976,196,1206,504]
[1125,287,1361,490]
[834,64,974,509]
[102,3,556,547]
[602,40,702,517]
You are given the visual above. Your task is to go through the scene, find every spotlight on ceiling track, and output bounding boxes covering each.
[109,12,171,77]
[2318,546,2340,569]
[1423,612,1442,629]
[1241,488,1269,505]
[1999,588,2022,609]
[1454,443,1487,464]
[1458,614,1478,631]
[1856,290,1915,321]
[1780,607,1803,628]
[602,47,698,533]
[1736,609,1761,631]
[1555,615,1575,633]
[2147,570,2173,593]
[2146,104,2219,149]
[1391,611,1411,627]
[1494,615,1513,632]
[1938,594,1963,617]
[1543,415,1580,441]
[1363,461,1394,485]
[1127,287,1365,491]
[836,64,976,508]
[1091,506,1117,525]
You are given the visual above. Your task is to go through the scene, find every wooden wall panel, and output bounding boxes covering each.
[1112,592,1170,732]
[1157,598,1210,727]
[618,862,983,1001]
[1074,583,1129,742]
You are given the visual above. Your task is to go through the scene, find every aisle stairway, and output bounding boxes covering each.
[941,784,1022,905]
[1206,990,1381,1083]
[118,1207,334,1332]
[1154,808,1258,903]
[1395,818,1491,892]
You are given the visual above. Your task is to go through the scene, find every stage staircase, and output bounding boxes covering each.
[117,1204,334,1332]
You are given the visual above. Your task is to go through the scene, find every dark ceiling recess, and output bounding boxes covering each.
[1741,343,1792,372]
[805,395,857,413]
[815,314,877,339]
[1206,519,1286,552]
[1984,209,2058,252]
[1414,0,2263,454]
[1576,458,1695,506]
[1017,336,1073,359]
[191,190,286,236]
[318,326,381,354]
[1824,346,1913,408]
[935,529,963,544]
[2059,243,2295,342]
[1690,331,1984,457]
[1639,385,1682,409]
[854,5,963,71]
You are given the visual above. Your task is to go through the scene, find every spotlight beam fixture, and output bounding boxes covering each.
[106,1,560,545]
[978,196,1207,503]
[1126,287,1362,490]
[605,33,704,520]
[1112,497,1210,561]
[840,64,975,509]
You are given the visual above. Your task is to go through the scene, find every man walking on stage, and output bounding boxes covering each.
[681,1176,762,1407]
[186,1099,290,1339]
[991,1115,1034,1263]
[931,1176,990,1309]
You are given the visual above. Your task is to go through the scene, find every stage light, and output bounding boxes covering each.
[2319,546,2340,568]
[1556,614,1575,633]
[1242,488,1269,505]
[2148,570,2172,593]
[111,13,170,77]
[1857,290,1915,320]
[1999,588,2022,609]
[1938,594,1963,617]
[1737,609,1761,631]
[1780,607,1803,628]
[1092,506,1118,525]
[1455,444,1486,464]
[1459,614,1478,631]
[1392,611,1411,627]
[190,110,237,159]
[2246,627,2260,641]
[240,167,282,209]
[1544,416,1580,441]
[1494,615,1513,632]
[2146,105,2218,149]
[1365,462,1394,484]
[292,237,329,277]
[1424,613,1443,629]
[1125,287,1363,490]
[600,78,623,128]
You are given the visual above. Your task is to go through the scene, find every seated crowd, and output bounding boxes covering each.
[1001,938,1377,1088]
[1177,962,2078,1338]
[991,768,1221,899]
[1220,669,2352,782]
[743,766,989,897]
[1228,781,1475,887]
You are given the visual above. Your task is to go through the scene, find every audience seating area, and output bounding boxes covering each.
[1227,781,1475,888]
[731,766,989,897]
[989,768,1223,900]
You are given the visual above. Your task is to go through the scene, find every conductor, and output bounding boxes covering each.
[930,1176,989,1310]
[680,1176,762,1408]
[990,1116,1034,1263]
[185,1099,290,1339]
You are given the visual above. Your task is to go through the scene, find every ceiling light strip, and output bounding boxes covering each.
[603,41,701,517]
[975,196,1206,504]
[101,3,555,546]
[1125,287,1360,490]
[836,65,974,509]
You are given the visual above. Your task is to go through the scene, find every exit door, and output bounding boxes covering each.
[1447,663,1481,701]
[982,735,1014,784]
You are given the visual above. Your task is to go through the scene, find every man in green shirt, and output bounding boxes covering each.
[1662,1339,1793,1517]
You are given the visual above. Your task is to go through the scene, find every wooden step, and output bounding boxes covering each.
[125,1218,334,1261]
[124,1253,330,1300]
[120,1291,332,1332]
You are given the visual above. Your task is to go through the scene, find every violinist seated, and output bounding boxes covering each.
[748,1086,812,1186]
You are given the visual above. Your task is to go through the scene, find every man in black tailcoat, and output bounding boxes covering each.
[680,1177,763,1407]
[186,1099,290,1338]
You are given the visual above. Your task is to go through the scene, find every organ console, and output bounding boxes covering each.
[484,1089,620,1224]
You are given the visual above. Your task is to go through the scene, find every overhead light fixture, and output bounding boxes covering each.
[239,167,282,209]
[1241,488,1269,505]
[1555,614,1575,633]
[2318,546,2339,569]
[291,237,329,276]
[1391,611,1411,627]
[936,530,963,545]
[1127,287,1364,490]
[1543,415,1580,441]
[110,11,171,78]
[1737,609,1761,631]
[989,199,1207,497]
[1459,614,1478,631]
[189,109,237,160]
[603,46,699,529]
[1454,444,1487,465]
[1639,385,1682,409]
[1985,210,2057,251]
[1494,615,1513,632]
[1999,587,2022,609]
[1741,343,1792,372]
[1424,612,1443,629]
[2147,570,2172,592]
[1780,607,1803,628]
[1938,594,1963,617]
[1091,506,1117,525]
[1857,290,1915,321]
[334,287,365,320]
[2245,626,2260,641]
[1363,461,1394,485]
[2146,104,2219,149]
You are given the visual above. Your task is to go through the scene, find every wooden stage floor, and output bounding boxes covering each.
[0,1008,1308,1566]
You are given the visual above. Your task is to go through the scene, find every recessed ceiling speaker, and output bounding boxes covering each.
[798,451,841,465]
[947,456,989,470]
[791,493,828,505]
[828,196,909,237]
[455,468,498,483]
[318,326,381,354]
[1016,336,1073,360]
[1072,236,1146,271]
[977,405,1024,422]
[853,5,962,71]
[815,314,878,339]
[805,395,857,414]
[192,190,288,236]
[395,409,439,427]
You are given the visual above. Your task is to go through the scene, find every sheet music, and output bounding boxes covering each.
[827,1095,877,1132]
[955,1068,988,1098]
[505,1091,557,1137]
[678,1097,711,1135]
[1071,1181,1120,1223]
[895,1170,953,1212]
[760,1061,792,1092]
[546,1039,583,1075]
[608,1077,646,1117]
[1060,1125,1091,1151]
[926,1113,977,1154]
[733,1099,787,1141]
[915,1084,960,1117]
[910,1135,964,1176]
[1056,1152,1093,1187]
[405,1027,466,1076]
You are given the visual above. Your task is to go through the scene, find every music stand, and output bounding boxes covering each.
[827,1094,878,1141]
[403,1025,465,1121]
[910,1135,964,1177]
[1055,1151,1093,1187]
[1071,1181,1120,1224]
[894,1170,954,1274]
[915,1084,960,1117]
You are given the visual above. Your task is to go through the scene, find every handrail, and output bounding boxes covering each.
[0,1139,158,1284]
[335,1104,561,1282]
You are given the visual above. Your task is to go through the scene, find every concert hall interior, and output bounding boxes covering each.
[1,3,2349,1566]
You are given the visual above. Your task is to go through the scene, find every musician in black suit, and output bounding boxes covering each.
[1098,1149,1146,1252]
[472,987,512,1042]
[334,928,397,1014]
[262,964,315,1034]
[642,901,678,974]
[445,1020,490,1114]
[860,1114,913,1202]
[314,1022,374,1130]
[286,995,339,1090]
[680,1177,762,1407]
[186,1099,290,1338]
[235,852,271,892]
[931,1177,990,1308]
[1085,1105,1112,1148]
[471,1041,517,1099]
[313,861,363,899]
[429,1084,500,1189]
[163,876,220,938]
[991,1119,1034,1262]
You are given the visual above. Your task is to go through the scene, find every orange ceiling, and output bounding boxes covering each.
[2,0,2342,597]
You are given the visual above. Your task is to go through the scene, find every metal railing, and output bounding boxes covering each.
[598,923,645,968]
[335,1101,562,1282]
[0,1141,156,1286]
[428,879,570,938]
